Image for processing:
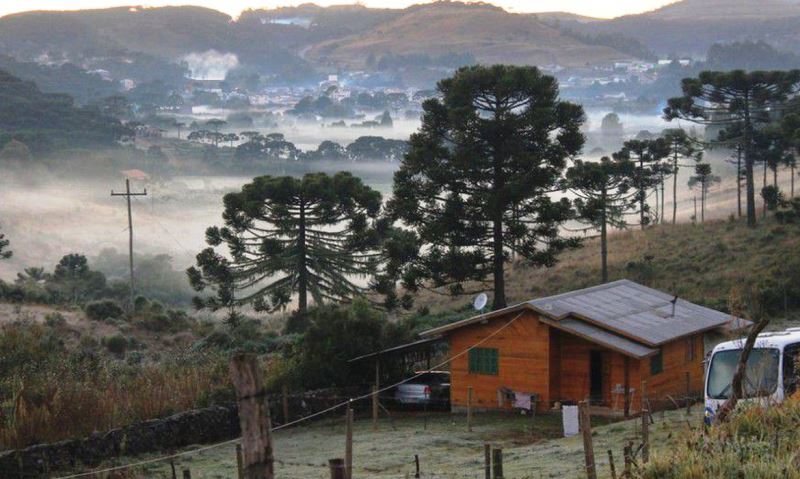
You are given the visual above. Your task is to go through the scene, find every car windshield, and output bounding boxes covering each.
[707,348,780,399]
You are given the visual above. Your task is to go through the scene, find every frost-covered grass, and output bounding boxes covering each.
[104,408,703,479]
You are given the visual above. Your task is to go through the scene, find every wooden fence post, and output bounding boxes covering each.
[607,449,617,479]
[345,406,354,479]
[579,401,597,479]
[623,442,632,477]
[372,384,379,432]
[236,443,245,479]
[414,454,420,478]
[282,385,290,425]
[170,461,177,479]
[641,408,650,464]
[492,448,504,479]
[229,354,274,479]
[685,371,692,415]
[329,459,346,479]
[236,444,244,479]
[484,443,491,479]
[182,469,192,479]
[467,386,474,432]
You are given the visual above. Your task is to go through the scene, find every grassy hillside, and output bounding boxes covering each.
[416,216,800,326]
[570,0,800,55]
[307,2,632,69]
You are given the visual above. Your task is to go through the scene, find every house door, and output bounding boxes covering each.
[590,351,604,405]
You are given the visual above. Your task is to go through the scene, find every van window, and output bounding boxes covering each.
[783,344,800,396]
[707,348,779,399]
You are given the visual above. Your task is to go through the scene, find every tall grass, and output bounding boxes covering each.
[0,320,232,449]
[639,397,800,478]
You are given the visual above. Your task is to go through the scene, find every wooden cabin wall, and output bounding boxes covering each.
[639,332,706,410]
[550,330,641,409]
[448,310,551,412]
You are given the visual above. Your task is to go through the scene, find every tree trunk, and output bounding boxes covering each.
[298,202,308,314]
[792,162,796,198]
[701,183,706,223]
[763,159,768,218]
[673,155,679,224]
[492,215,506,310]
[744,101,757,227]
[601,189,608,283]
[660,176,666,224]
[639,158,646,230]
[737,148,743,218]
[716,316,770,423]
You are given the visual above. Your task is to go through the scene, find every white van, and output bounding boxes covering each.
[704,328,800,424]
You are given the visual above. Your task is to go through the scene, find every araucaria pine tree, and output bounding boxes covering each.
[662,129,703,224]
[664,70,800,227]
[188,172,384,319]
[564,157,635,283]
[688,163,721,223]
[388,65,584,311]
[613,139,670,229]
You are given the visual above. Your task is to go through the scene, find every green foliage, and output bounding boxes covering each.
[282,301,411,389]
[638,399,800,479]
[706,40,800,71]
[0,224,10,260]
[613,138,671,227]
[565,157,635,281]
[664,69,800,226]
[132,296,193,333]
[389,65,585,310]
[0,70,131,154]
[84,299,125,322]
[345,136,408,162]
[189,172,386,317]
[103,334,129,356]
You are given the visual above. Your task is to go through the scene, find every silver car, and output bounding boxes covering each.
[394,371,450,409]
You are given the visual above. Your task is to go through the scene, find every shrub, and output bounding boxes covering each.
[44,312,67,328]
[85,300,124,322]
[104,334,128,356]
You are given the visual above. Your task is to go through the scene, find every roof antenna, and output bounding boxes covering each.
[671,295,679,317]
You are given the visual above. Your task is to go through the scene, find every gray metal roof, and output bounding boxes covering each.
[527,280,742,346]
[538,317,658,359]
[420,280,749,349]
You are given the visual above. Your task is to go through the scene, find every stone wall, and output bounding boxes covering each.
[0,404,239,478]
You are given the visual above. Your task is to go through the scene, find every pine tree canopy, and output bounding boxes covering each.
[387,65,585,310]
[188,172,385,317]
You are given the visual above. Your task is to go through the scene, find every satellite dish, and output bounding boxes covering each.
[473,293,488,311]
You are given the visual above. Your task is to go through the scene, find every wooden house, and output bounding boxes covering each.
[419,280,749,414]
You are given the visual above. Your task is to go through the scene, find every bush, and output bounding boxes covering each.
[104,334,128,356]
[85,300,124,322]
[638,398,800,478]
[44,312,67,328]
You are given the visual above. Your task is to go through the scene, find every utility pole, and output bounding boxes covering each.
[111,179,147,308]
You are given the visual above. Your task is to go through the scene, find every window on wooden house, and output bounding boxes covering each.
[685,336,696,362]
[650,350,664,375]
[469,348,499,375]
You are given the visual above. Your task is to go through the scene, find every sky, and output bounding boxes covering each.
[0,0,677,20]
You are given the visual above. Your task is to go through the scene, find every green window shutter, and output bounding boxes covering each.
[650,350,663,375]
[469,348,499,375]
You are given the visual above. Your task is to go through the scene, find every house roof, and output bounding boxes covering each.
[347,337,444,363]
[420,280,750,351]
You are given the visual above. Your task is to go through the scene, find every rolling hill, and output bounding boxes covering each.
[306,2,633,69]
[566,0,800,55]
